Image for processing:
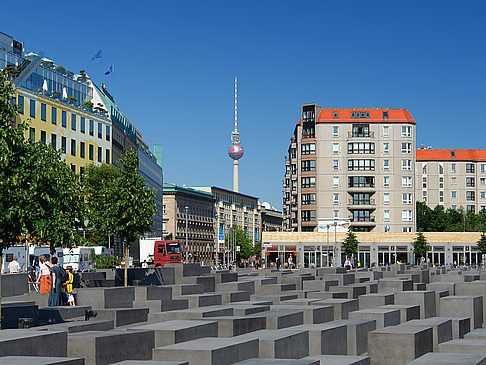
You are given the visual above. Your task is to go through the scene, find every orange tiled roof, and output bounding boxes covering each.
[416,149,486,162]
[316,108,415,124]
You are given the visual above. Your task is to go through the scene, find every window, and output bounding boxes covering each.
[467,205,475,213]
[348,159,375,171]
[402,210,413,222]
[351,112,370,119]
[333,210,339,218]
[402,176,412,187]
[466,177,475,187]
[423,165,427,174]
[451,191,457,198]
[97,147,102,162]
[402,193,412,204]
[451,163,456,173]
[333,193,339,204]
[302,127,315,138]
[98,123,102,138]
[18,95,24,114]
[302,144,315,155]
[383,126,389,137]
[384,210,390,222]
[89,120,94,136]
[348,176,374,188]
[51,107,57,124]
[302,193,316,205]
[351,124,370,137]
[302,160,315,171]
[401,143,411,154]
[106,149,110,164]
[29,127,35,142]
[333,143,339,154]
[383,160,389,170]
[351,193,372,205]
[467,164,475,173]
[51,134,57,150]
[482,164,486,173]
[71,165,76,173]
[423,177,427,188]
[302,210,316,221]
[348,142,375,154]
[89,144,94,160]
[40,130,46,144]
[30,99,35,118]
[403,227,413,232]
[333,112,338,119]
[62,111,67,127]
[384,176,390,187]
[353,210,372,222]
[61,137,66,154]
[384,193,390,205]
[481,192,485,199]
[41,103,46,121]
[383,143,389,154]
[401,126,411,137]
[383,111,389,119]
[80,117,85,133]
[301,177,316,188]
[451,205,457,210]
[401,160,412,170]
[163,205,167,214]
[333,176,339,187]
[439,164,443,174]
[71,114,76,131]
[80,142,85,158]
[71,139,76,156]
[333,126,339,136]
[482,178,486,185]
[467,191,475,201]
[333,160,339,170]
[106,126,110,141]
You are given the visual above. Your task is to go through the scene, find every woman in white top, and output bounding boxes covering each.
[37,255,51,294]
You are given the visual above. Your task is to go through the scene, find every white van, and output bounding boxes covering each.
[57,247,93,272]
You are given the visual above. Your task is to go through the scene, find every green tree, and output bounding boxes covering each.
[110,149,156,286]
[477,233,486,256]
[342,231,359,260]
[84,163,119,246]
[225,225,253,260]
[90,250,121,269]
[253,241,262,259]
[412,231,430,263]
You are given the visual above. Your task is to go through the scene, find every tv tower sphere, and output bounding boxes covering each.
[228,142,244,160]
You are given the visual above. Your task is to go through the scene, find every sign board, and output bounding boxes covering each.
[318,219,350,233]
[263,242,272,247]
[218,235,225,244]
[236,246,240,252]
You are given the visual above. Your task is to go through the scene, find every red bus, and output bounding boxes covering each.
[154,240,182,267]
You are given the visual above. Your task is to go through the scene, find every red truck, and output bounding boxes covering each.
[154,240,182,267]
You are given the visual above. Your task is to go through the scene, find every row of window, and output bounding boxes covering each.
[422,176,486,189]
[28,127,109,163]
[423,163,482,175]
[332,192,413,205]
[19,96,110,141]
[302,209,413,223]
[331,125,412,138]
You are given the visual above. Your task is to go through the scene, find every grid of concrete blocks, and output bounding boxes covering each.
[2,263,486,365]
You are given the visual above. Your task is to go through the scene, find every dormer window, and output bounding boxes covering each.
[383,111,389,119]
[333,112,338,119]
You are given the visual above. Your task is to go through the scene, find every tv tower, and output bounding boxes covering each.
[228,76,244,192]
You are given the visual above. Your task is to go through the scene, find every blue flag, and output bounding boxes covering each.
[91,49,102,61]
[104,64,114,75]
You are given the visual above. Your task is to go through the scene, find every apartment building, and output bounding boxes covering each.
[416,149,486,213]
[283,103,417,233]
[163,184,216,264]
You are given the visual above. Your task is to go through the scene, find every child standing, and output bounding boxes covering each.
[62,266,75,306]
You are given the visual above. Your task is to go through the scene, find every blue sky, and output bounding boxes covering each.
[4,0,486,209]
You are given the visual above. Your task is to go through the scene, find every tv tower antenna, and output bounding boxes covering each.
[228,76,244,192]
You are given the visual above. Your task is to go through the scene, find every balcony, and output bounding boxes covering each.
[349,216,376,226]
[347,185,376,193]
[302,131,315,139]
[291,190,298,196]
[291,206,298,211]
[347,199,376,209]
[348,131,375,138]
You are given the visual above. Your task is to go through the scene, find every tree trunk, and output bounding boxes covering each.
[0,267,2,328]
[124,243,128,287]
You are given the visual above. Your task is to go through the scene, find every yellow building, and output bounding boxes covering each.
[16,88,112,173]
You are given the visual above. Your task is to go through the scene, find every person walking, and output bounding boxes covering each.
[37,255,51,294]
[48,257,63,307]
[276,256,281,271]
[63,266,75,306]
[344,257,352,270]
[7,256,21,273]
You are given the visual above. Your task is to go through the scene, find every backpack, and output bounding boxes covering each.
[58,266,69,283]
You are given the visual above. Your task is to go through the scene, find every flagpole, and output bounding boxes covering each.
[113,64,115,100]
[100,50,103,86]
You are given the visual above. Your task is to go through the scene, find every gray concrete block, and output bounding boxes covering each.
[174,293,222,308]
[368,326,433,365]
[149,305,234,322]
[378,304,420,323]
[38,306,91,322]
[168,284,203,296]
[306,291,342,300]
[112,361,188,365]
[427,282,455,295]
[35,320,115,334]
[67,330,154,365]
[0,357,84,365]
[448,317,471,339]
[333,319,376,355]
[456,281,486,320]
[134,286,172,301]
[207,315,267,337]
[86,308,148,327]
[438,338,486,354]
[330,285,366,299]
[234,359,319,365]
[378,279,413,292]
[236,329,309,359]
[394,291,436,318]
[182,275,216,293]
[305,355,370,365]
[271,304,334,324]
[311,299,358,319]
[283,298,324,305]
[1,273,29,297]
[464,328,486,339]
[219,290,251,304]
[249,310,304,330]
[1,301,39,329]
[152,337,259,365]
[76,287,135,309]
[323,273,355,286]
[406,352,486,364]
[358,293,394,310]
[349,308,400,329]
[216,280,255,295]
[0,330,67,357]
[440,296,483,329]
[251,294,299,304]
[128,320,218,347]
[404,317,453,351]
[292,323,347,355]
[232,304,270,316]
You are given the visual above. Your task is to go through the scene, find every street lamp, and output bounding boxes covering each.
[185,206,189,263]
[334,221,338,267]
[326,224,330,267]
